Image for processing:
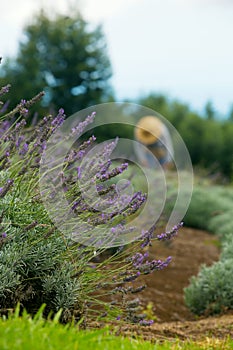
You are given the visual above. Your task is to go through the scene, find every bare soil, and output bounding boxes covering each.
[139,226,220,322]
[114,313,233,342]
[120,226,233,341]
[91,227,233,341]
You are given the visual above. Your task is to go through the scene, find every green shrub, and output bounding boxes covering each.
[184,259,233,315]
[208,212,233,240]
[220,236,233,261]
[184,185,233,235]
[183,182,233,315]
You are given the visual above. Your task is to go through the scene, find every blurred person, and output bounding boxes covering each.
[134,116,174,169]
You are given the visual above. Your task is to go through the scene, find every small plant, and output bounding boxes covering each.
[142,301,158,322]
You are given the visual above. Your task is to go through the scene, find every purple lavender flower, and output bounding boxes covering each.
[123,271,140,283]
[41,140,47,152]
[19,143,29,156]
[0,179,14,198]
[51,108,66,129]
[0,84,10,96]
[122,192,146,216]
[140,223,156,248]
[78,135,96,151]
[99,159,111,175]
[0,151,10,162]
[76,166,81,179]
[71,199,82,211]
[0,100,10,114]
[97,163,128,182]
[15,135,24,148]
[139,320,154,326]
[71,112,96,136]
[156,222,183,241]
[131,252,149,268]
[138,256,172,274]
[110,224,135,236]
[14,120,27,132]
[0,120,11,136]
[19,108,29,117]
[1,232,7,239]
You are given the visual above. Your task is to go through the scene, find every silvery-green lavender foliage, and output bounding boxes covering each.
[0,83,179,323]
[184,257,233,315]
[185,231,233,315]
[183,185,233,237]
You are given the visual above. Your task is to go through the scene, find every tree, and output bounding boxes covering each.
[204,101,215,120]
[0,11,113,117]
[138,93,170,120]
[228,104,233,122]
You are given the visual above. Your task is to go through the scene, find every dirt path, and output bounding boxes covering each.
[138,226,221,322]
[127,226,233,341]
[116,313,233,341]
[91,227,233,341]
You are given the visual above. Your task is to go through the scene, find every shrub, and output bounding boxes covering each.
[184,259,233,315]
[208,212,233,240]
[184,185,233,235]
[184,184,233,315]
[0,83,180,324]
[220,235,233,261]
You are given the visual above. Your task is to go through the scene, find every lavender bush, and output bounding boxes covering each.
[0,82,180,324]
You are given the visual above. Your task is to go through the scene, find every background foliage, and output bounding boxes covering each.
[138,93,233,180]
[0,9,232,180]
[0,11,113,117]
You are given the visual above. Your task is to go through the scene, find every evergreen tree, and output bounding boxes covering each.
[228,104,233,122]
[204,100,215,120]
[0,11,113,117]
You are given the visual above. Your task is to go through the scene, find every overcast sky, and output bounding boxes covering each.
[1,0,233,117]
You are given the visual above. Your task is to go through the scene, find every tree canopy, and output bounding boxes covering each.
[0,11,113,117]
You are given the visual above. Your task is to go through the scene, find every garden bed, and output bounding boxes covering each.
[89,226,233,342]
[139,226,220,322]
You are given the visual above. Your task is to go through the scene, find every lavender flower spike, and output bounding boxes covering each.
[0,179,14,198]
[156,222,183,241]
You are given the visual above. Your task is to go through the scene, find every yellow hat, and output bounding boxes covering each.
[135,116,163,145]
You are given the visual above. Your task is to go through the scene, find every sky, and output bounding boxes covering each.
[1,0,233,117]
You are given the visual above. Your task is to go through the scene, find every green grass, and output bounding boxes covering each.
[0,306,152,350]
[1,306,233,350]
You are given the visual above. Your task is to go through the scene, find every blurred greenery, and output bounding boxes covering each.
[138,93,233,180]
[184,184,233,238]
[0,11,113,117]
[0,9,232,179]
